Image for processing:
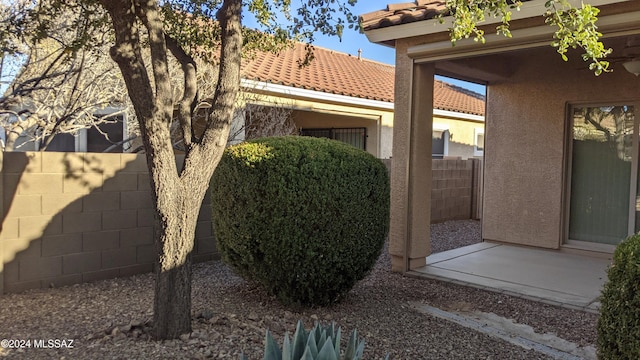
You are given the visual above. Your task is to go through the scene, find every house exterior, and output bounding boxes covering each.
[361,0,640,271]
[5,41,486,159]
[2,108,129,153]
[237,42,485,159]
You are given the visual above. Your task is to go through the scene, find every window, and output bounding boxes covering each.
[300,127,366,150]
[567,104,636,245]
[432,124,449,159]
[474,128,485,157]
[44,113,127,153]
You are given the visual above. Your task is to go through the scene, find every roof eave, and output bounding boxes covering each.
[406,9,640,62]
[363,0,629,46]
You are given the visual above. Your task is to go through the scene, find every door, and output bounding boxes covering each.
[568,105,636,245]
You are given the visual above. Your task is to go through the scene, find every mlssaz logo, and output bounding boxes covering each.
[33,339,74,349]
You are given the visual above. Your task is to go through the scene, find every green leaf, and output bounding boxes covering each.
[282,333,293,360]
[300,347,315,360]
[318,329,328,350]
[317,340,339,360]
[333,326,341,358]
[263,330,283,360]
[305,328,319,358]
[292,320,308,359]
[354,339,365,360]
[344,329,357,359]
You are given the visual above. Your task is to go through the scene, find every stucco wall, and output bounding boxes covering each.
[433,116,484,159]
[245,92,394,159]
[482,45,640,248]
[293,109,381,158]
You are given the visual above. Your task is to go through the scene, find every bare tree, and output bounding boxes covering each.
[0,2,133,151]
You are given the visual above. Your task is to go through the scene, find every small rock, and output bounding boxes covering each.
[180,333,191,342]
[130,319,144,328]
[209,316,227,326]
[111,327,120,336]
[247,312,259,321]
[197,309,215,320]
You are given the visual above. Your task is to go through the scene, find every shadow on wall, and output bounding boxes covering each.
[437,140,482,160]
[0,151,218,294]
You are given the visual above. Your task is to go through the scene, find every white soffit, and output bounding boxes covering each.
[364,0,634,45]
[408,11,640,62]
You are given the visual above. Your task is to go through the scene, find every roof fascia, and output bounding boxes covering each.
[240,79,394,111]
[243,79,485,120]
[364,0,627,45]
[434,109,484,122]
[408,11,640,61]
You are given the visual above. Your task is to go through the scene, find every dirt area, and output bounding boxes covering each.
[0,220,597,359]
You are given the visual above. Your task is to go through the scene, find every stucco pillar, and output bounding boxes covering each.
[0,150,4,294]
[390,62,434,272]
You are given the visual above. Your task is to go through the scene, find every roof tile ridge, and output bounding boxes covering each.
[298,42,396,69]
[436,79,485,100]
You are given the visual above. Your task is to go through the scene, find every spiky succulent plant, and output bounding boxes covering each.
[240,320,388,360]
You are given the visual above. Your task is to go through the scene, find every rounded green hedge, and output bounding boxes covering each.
[597,234,640,359]
[210,136,389,306]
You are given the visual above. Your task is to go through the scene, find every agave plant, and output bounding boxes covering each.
[240,320,387,360]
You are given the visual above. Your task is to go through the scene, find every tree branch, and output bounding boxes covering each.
[201,0,243,145]
[166,34,197,149]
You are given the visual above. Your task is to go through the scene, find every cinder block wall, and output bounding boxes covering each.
[431,159,476,223]
[0,152,217,294]
[384,158,481,223]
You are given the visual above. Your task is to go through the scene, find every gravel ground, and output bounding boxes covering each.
[0,220,598,359]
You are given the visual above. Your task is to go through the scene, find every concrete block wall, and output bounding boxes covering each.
[431,159,476,223]
[0,151,217,294]
[382,158,481,223]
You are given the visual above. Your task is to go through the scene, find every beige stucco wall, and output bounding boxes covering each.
[481,46,640,249]
[243,92,394,158]
[433,116,484,159]
[388,36,436,270]
[293,109,381,157]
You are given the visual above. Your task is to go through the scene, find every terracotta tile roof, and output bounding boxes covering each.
[360,0,448,31]
[360,0,534,31]
[242,43,485,116]
[242,42,395,103]
[433,80,485,116]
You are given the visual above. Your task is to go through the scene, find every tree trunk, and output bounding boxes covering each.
[152,180,203,338]
[100,0,243,339]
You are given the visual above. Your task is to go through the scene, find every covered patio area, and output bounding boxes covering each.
[410,242,612,313]
[360,1,639,311]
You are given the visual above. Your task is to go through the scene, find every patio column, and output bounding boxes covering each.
[390,62,434,272]
[0,150,4,294]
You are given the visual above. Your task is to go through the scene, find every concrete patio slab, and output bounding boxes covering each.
[410,242,613,312]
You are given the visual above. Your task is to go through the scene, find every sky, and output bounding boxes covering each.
[244,1,487,96]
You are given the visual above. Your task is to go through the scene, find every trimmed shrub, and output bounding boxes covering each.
[597,233,640,359]
[210,136,389,306]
